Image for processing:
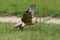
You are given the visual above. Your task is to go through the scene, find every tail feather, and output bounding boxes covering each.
[14,22,25,30]
[14,22,23,28]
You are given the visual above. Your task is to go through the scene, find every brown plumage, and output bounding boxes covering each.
[14,4,36,30]
[22,12,32,25]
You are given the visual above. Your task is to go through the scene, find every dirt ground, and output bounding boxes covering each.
[0,16,60,24]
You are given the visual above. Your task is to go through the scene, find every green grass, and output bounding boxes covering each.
[0,22,60,40]
[0,0,60,17]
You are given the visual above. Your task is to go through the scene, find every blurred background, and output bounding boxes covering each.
[0,0,60,17]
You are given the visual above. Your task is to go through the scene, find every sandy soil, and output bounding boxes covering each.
[0,16,60,24]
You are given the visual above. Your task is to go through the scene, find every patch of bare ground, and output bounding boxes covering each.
[0,16,60,24]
